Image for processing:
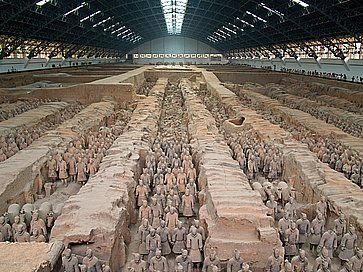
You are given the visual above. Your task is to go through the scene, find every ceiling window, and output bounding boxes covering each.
[161,0,189,35]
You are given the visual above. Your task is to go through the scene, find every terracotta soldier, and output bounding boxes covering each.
[0,149,7,161]
[58,156,69,186]
[30,211,47,237]
[150,197,162,229]
[318,229,337,258]
[291,249,309,272]
[157,220,171,256]
[76,158,87,185]
[350,248,363,272]
[186,162,197,182]
[266,195,278,220]
[310,212,325,253]
[284,222,299,260]
[12,215,25,238]
[146,228,161,263]
[177,167,187,193]
[14,224,30,242]
[202,250,221,272]
[278,212,291,243]
[265,248,283,272]
[139,200,152,222]
[172,221,187,254]
[175,249,192,272]
[0,216,12,241]
[296,213,310,249]
[138,219,151,256]
[140,168,151,189]
[128,253,147,272]
[181,188,194,217]
[186,179,197,198]
[334,213,347,245]
[62,248,80,272]
[149,249,168,272]
[135,180,148,207]
[316,196,328,219]
[192,220,206,241]
[165,207,178,233]
[315,247,331,271]
[165,168,176,192]
[82,249,102,272]
[227,249,244,272]
[30,228,46,242]
[47,156,58,182]
[186,226,203,268]
[87,158,97,176]
[339,226,357,263]
[284,197,297,220]
[68,156,77,182]
[154,187,166,209]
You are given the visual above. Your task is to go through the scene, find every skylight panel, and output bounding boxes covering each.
[64,2,87,17]
[80,10,101,23]
[246,11,267,23]
[161,0,189,35]
[292,0,309,8]
[260,3,285,17]
[222,26,237,35]
[93,17,111,28]
[111,26,126,34]
[236,17,255,27]
[36,0,51,6]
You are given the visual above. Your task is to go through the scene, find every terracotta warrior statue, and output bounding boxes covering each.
[58,156,69,187]
[146,228,161,263]
[181,188,194,218]
[227,249,244,272]
[318,229,337,258]
[265,248,283,272]
[62,248,80,272]
[156,220,171,256]
[172,221,187,254]
[175,249,192,272]
[149,249,168,272]
[202,250,221,272]
[186,226,203,269]
[291,249,309,272]
[82,248,102,272]
[128,253,147,272]
[339,226,357,264]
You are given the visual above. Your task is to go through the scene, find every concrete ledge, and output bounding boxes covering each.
[0,102,69,136]
[0,241,64,272]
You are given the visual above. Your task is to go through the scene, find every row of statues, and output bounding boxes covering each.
[233,87,363,188]
[197,84,363,272]
[44,108,132,192]
[62,248,111,272]
[136,79,157,96]
[0,102,84,162]
[0,98,49,121]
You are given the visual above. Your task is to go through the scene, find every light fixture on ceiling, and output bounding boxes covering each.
[161,0,189,35]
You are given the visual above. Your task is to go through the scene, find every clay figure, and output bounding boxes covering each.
[128,253,147,272]
[175,249,192,272]
[62,248,80,272]
[291,249,309,272]
[339,226,357,263]
[265,248,283,272]
[82,249,102,272]
[149,249,168,272]
[172,221,187,254]
[318,229,337,258]
[146,228,161,263]
[227,249,244,272]
[156,220,171,256]
[202,250,221,272]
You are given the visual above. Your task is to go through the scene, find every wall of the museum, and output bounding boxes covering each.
[0,57,123,74]
[230,57,363,80]
[129,36,228,65]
